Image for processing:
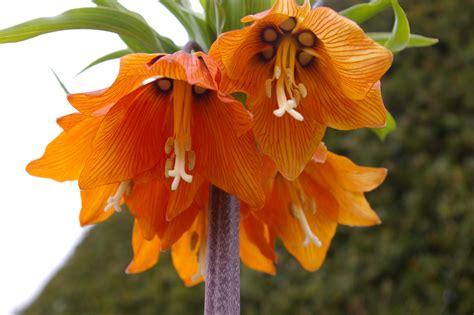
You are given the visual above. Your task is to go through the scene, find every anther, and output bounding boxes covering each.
[297,51,315,67]
[297,31,317,47]
[265,79,273,98]
[185,137,192,151]
[262,27,279,43]
[188,151,196,171]
[279,17,297,32]
[190,231,199,251]
[165,159,173,178]
[298,83,307,98]
[165,137,174,155]
[157,78,172,92]
[261,46,275,60]
[193,85,208,95]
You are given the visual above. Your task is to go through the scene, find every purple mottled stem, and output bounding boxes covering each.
[205,185,240,315]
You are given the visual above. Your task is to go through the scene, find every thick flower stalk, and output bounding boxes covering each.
[210,0,393,179]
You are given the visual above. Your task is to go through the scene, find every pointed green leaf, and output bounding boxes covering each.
[384,0,410,53]
[77,49,132,76]
[159,0,214,51]
[50,68,70,94]
[93,0,178,53]
[0,7,166,53]
[368,32,439,49]
[372,110,396,141]
[340,0,391,24]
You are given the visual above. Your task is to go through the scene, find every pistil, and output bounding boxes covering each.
[104,180,132,212]
[165,80,195,190]
[286,179,322,248]
[265,37,307,121]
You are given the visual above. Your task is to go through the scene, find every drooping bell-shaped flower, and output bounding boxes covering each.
[210,0,393,180]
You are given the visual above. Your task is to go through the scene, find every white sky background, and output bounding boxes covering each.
[0,1,192,314]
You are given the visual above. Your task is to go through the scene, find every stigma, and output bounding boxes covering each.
[290,204,322,247]
[164,80,197,190]
[104,180,132,212]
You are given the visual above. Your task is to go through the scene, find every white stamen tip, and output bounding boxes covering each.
[170,176,181,191]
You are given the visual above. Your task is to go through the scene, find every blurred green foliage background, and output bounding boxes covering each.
[22,0,473,314]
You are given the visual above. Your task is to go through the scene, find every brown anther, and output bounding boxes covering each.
[165,137,174,155]
[261,46,275,60]
[279,17,297,32]
[262,27,278,43]
[157,78,172,92]
[165,158,173,178]
[193,85,208,95]
[187,150,196,171]
[126,182,134,196]
[297,31,317,47]
[297,51,315,67]
[190,231,199,251]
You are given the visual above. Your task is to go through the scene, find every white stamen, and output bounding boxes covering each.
[191,243,206,282]
[104,181,131,212]
[291,204,322,248]
[274,66,281,79]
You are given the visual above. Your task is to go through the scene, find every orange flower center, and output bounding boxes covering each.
[163,79,197,190]
[261,19,317,122]
[285,178,321,247]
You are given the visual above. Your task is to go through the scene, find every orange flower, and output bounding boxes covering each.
[249,143,386,271]
[126,180,276,285]
[210,0,393,179]
[27,51,265,220]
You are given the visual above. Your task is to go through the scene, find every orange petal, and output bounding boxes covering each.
[326,152,387,192]
[192,92,265,208]
[240,213,276,275]
[300,59,387,128]
[171,210,206,287]
[254,175,337,271]
[166,174,205,220]
[305,153,383,226]
[160,203,201,250]
[79,183,118,226]
[251,94,327,180]
[126,220,161,274]
[125,179,170,240]
[68,53,162,115]
[56,113,87,132]
[211,27,274,95]
[303,7,392,100]
[27,116,102,182]
[242,0,310,23]
[79,84,173,189]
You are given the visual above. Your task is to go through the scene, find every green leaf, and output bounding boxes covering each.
[340,0,391,24]
[93,0,178,53]
[159,0,214,51]
[384,0,410,53]
[77,49,132,76]
[0,7,165,53]
[368,32,439,49]
[50,68,70,94]
[372,110,396,141]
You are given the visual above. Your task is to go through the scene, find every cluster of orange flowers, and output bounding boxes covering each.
[28,0,392,285]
